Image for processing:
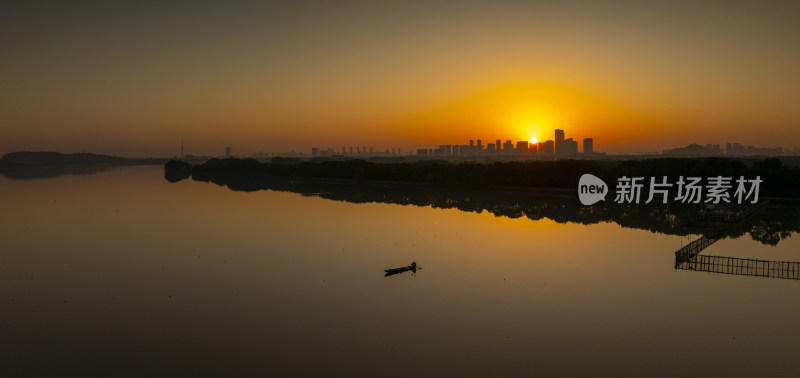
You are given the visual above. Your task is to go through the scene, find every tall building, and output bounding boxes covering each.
[225,147,231,157]
[540,140,555,156]
[554,129,565,157]
[496,140,501,151]
[583,138,594,154]
[516,141,529,152]
[563,138,578,155]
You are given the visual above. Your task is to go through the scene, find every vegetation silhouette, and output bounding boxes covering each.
[179,156,800,198]
[1,151,169,180]
[1,151,167,167]
[0,165,115,180]
[167,158,800,246]
[164,160,192,182]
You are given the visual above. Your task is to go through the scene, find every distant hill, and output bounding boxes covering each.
[662,143,716,157]
[0,151,167,167]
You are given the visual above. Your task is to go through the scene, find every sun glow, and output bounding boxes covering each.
[522,122,548,144]
[397,84,659,148]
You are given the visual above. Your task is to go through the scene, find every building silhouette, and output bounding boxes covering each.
[563,138,578,155]
[540,140,555,156]
[554,129,565,156]
[301,130,602,160]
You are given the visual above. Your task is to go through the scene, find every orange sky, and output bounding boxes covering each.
[1,1,799,156]
[396,84,662,150]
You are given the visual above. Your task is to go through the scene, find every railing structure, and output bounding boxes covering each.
[676,255,800,280]
[675,201,769,263]
[674,234,721,263]
[673,200,800,280]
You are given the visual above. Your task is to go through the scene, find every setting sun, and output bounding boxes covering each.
[529,137,538,144]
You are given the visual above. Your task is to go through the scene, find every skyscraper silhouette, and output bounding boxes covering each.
[584,138,593,154]
[554,129,565,157]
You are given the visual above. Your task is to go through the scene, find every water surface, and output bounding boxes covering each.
[1,166,798,377]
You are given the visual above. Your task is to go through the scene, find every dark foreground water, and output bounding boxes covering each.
[1,166,799,377]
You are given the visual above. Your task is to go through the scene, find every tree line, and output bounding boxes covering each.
[167,157,800,198]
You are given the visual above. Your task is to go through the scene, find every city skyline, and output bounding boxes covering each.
[309,128,600,158]
[251,128,798,159]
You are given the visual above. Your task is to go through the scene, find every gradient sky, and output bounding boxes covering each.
[2,0,799,156]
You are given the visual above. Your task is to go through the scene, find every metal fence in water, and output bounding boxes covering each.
[675,235,720,262]
[676,255,800,280]
[673,200,800,280]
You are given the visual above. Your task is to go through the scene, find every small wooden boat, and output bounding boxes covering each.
[384,262,417,276]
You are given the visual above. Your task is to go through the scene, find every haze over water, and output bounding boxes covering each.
[2,166,798,377]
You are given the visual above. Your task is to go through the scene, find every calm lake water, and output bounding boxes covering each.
[2,165,799,377]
